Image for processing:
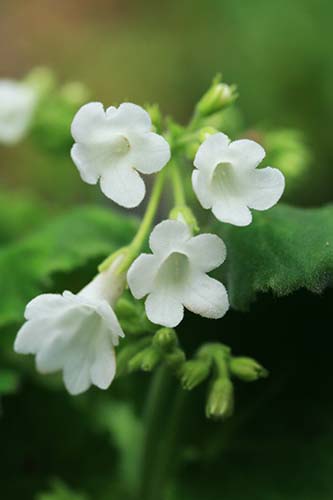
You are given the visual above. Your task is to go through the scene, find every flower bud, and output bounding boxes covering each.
[128,346,161,372]
[60,81,90,107]
[206,377,234,420]
[196,75,237,117]
[153,327,178,351]
[25,66,55,96]
[164,348,186,373]
[145,103,163,132]
[230,357,268,382]
[116,337,151,376]
[181,359,211,390]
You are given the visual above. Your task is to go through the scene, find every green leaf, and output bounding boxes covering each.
[0,190,49,245]
[0,206,137,327]
[215,204,333,310]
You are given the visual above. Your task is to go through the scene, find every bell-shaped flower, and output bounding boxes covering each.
[71,102,171,208]
[192,132,285,226]
[14,264,125,395]
[127,220,229,328]
[0,80,37,144]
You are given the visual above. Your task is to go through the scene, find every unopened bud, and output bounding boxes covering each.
[128,346,161,372]
[206,377,234,420]
[116,337,151,376]
[25,66,55,96]
[230,357,268,382]
[153,328,178,351]
[181,359,211,390]
[145,103,163,132]
[60,81,90,107]
[196,75,237,117]
[164,348,186,373]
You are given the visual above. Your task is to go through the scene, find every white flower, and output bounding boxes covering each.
[127,220,229,328]
[0,80,37,145]
[192,132,285,226]
[71,102,171,208]
[14,264,125,395]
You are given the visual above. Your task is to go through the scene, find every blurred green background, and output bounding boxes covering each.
[1,0,332,206]
[1,1,333,499]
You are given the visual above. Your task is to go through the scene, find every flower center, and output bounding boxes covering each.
[155,252,190,289]
[211,162,236,197]
[109,134,131,154]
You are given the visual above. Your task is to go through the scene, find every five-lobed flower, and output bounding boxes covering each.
[127,219,229,328]
[192,132,285,226]
[71,102,171,208]
[14,262,125,395]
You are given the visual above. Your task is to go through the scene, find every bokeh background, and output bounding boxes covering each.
[1,0,333,206]
[1,1,333,499]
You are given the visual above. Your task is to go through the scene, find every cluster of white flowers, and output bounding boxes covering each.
[14,99,285,395]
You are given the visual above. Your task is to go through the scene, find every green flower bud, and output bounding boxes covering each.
[152,327,178,351]
[230,357,269,382]
[116,337,151,376]
[128,346,161,372]
[60,81,90,107]
[169,205,199,233]
[116,297,138,320]
[206,377,234,420]
[196,74,237,117]
[145,103,163,132]
[164,348,186,373]
[181,359,211,390]
[264,129,311,185]
[25,66,56,96]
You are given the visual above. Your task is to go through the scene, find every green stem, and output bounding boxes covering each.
[136,365,186,500]
[99,167,167,273]
[170,161,186,207]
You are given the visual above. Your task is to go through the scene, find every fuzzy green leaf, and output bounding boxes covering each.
[216,204,333,310]
[0,206,137,327]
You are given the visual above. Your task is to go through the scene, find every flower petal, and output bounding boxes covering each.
[229,139,266,170]
[212,199,252,226]
[145,291,184,328]
[194,132,230,172]
[128,132,171,174]
[106,103,151,133]
[71,102,107,143]
[24,293,68,320]
[14,320,49,354]
[63,356,92,395]
[192,170,213,209]
[100,164,145,208]
[149,220,191,257]
[184,234,226,272]
[244,167,285,210]
[183,272,229,319]
[70,143,102,184]
[127,254,159,299]
[90,334,116,390]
